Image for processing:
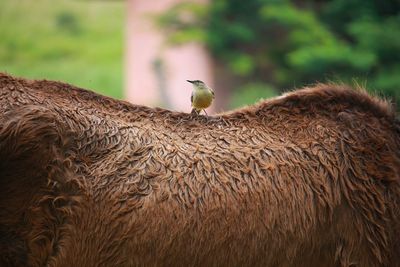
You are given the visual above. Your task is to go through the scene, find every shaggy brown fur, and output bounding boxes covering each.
[0,73,399,267]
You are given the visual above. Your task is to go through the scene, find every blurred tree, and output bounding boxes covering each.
[55,11,82,35]
[158,0,400,109]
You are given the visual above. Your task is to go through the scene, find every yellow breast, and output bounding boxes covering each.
[192,89,213,109]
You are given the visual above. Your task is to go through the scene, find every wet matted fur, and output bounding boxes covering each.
[0,73,399,267]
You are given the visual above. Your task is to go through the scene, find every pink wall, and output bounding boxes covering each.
[125,0,214,113]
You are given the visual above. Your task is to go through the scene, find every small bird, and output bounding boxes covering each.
[187,80,215,115]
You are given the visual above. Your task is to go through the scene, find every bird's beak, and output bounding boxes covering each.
[187,80,194,84]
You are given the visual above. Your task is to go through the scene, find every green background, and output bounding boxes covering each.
[0,0,124,99]
[1,0,399,110]
[159,0,400,109]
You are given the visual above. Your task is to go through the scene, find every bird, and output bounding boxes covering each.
[187,80,215,115]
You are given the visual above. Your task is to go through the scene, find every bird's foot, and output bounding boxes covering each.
[191,108,200,115]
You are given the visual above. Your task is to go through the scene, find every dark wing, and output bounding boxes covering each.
[211,89,215,99]
[190,91,194,104]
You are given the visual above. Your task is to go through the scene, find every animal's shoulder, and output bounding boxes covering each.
[230,84,396,122]
[281,84,394,118]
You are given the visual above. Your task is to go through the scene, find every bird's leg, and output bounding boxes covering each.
[191,108,200,115]
[203,109,208,116]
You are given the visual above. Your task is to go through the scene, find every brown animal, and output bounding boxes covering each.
[0,73,399,267]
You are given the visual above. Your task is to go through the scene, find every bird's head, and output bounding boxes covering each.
[187,80,207,90]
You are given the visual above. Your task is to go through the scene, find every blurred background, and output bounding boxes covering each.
[0,0,399,113]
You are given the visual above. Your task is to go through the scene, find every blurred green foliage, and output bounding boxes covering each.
[0,0,124,98]
[159,0,400,109]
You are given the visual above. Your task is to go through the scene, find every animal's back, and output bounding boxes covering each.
[0,73,399,267]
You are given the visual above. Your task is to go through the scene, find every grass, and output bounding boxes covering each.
[0,0,125,99]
